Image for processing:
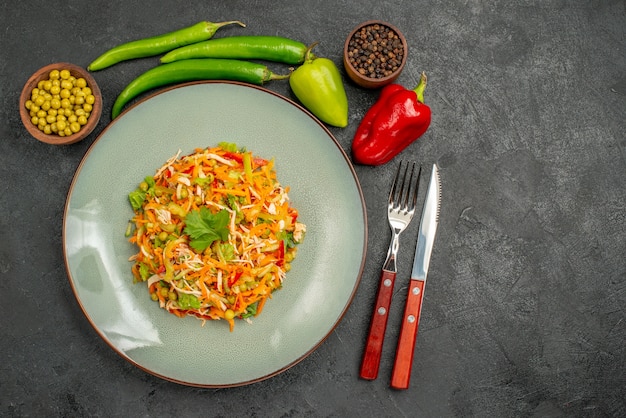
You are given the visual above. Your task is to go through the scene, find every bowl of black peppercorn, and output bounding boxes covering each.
[343,20,408,89]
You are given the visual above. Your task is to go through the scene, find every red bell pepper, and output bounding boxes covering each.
[352,72,431,166]
[276,240,285,267]
[222,151,244,164]
[228,271,243,287]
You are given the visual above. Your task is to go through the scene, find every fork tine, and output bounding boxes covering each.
[388,162,403,206]
[409,165,422,211]
[400,163,415,210]
[391,162,422,213]
[397,162,413,208]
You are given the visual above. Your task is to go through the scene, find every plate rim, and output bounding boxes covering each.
[62,80,368,387]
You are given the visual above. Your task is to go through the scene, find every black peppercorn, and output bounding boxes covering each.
[347,23,405,79]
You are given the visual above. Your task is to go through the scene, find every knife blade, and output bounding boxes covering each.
[390,163,441,389]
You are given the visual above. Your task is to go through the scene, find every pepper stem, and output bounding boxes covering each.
[304,42,319,62]
[205,20,247,38]
[268,72,291,81]
[212,20,246,29]
[264,67,292,82]
[413,72,428,104]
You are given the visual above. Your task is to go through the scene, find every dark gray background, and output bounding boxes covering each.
[2,1,624,416]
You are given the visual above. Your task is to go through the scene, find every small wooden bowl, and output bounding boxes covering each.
[19,62,102,145]
[343,20,408,89]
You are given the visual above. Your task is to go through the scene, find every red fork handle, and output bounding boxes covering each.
[391,279,426,389]
[360,269,397,380]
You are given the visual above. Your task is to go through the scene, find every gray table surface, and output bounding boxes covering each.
[2,1,625,416]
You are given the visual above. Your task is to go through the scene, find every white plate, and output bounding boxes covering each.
[63,81,367,387]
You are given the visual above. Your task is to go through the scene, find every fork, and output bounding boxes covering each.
[360,161,421,380]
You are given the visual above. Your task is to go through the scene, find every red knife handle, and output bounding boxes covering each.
[391,279,426,389]
[360,269,397,380]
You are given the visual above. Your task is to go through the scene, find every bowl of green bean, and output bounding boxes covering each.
[20,62,102,145]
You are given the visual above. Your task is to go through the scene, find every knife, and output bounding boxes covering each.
[390,163,441,390]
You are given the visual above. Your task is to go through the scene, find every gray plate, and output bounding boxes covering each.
[63,81,367,387]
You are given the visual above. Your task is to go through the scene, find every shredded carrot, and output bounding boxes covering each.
[256,297,267,316]
[127,144,306,331]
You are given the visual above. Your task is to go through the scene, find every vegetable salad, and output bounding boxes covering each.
[126,143,306,331]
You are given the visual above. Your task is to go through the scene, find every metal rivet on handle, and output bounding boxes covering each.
[412,286,420,295]
[378,307,387,315]
[384,279,392,287]
[407,315,416,323]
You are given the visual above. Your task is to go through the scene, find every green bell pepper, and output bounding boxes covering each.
[289,43,348,128]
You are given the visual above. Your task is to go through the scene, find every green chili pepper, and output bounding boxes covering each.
[111,58,290,119]
[160,36,315,65]
[88,20,246,71]
[289,43,348,128]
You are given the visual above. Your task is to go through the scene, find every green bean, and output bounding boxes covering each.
[111,58,290,119]
[88,20,246,71]
[125,221,133,237]
[160,36,314,65]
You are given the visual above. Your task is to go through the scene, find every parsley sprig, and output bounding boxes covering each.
[184,208,230,252]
